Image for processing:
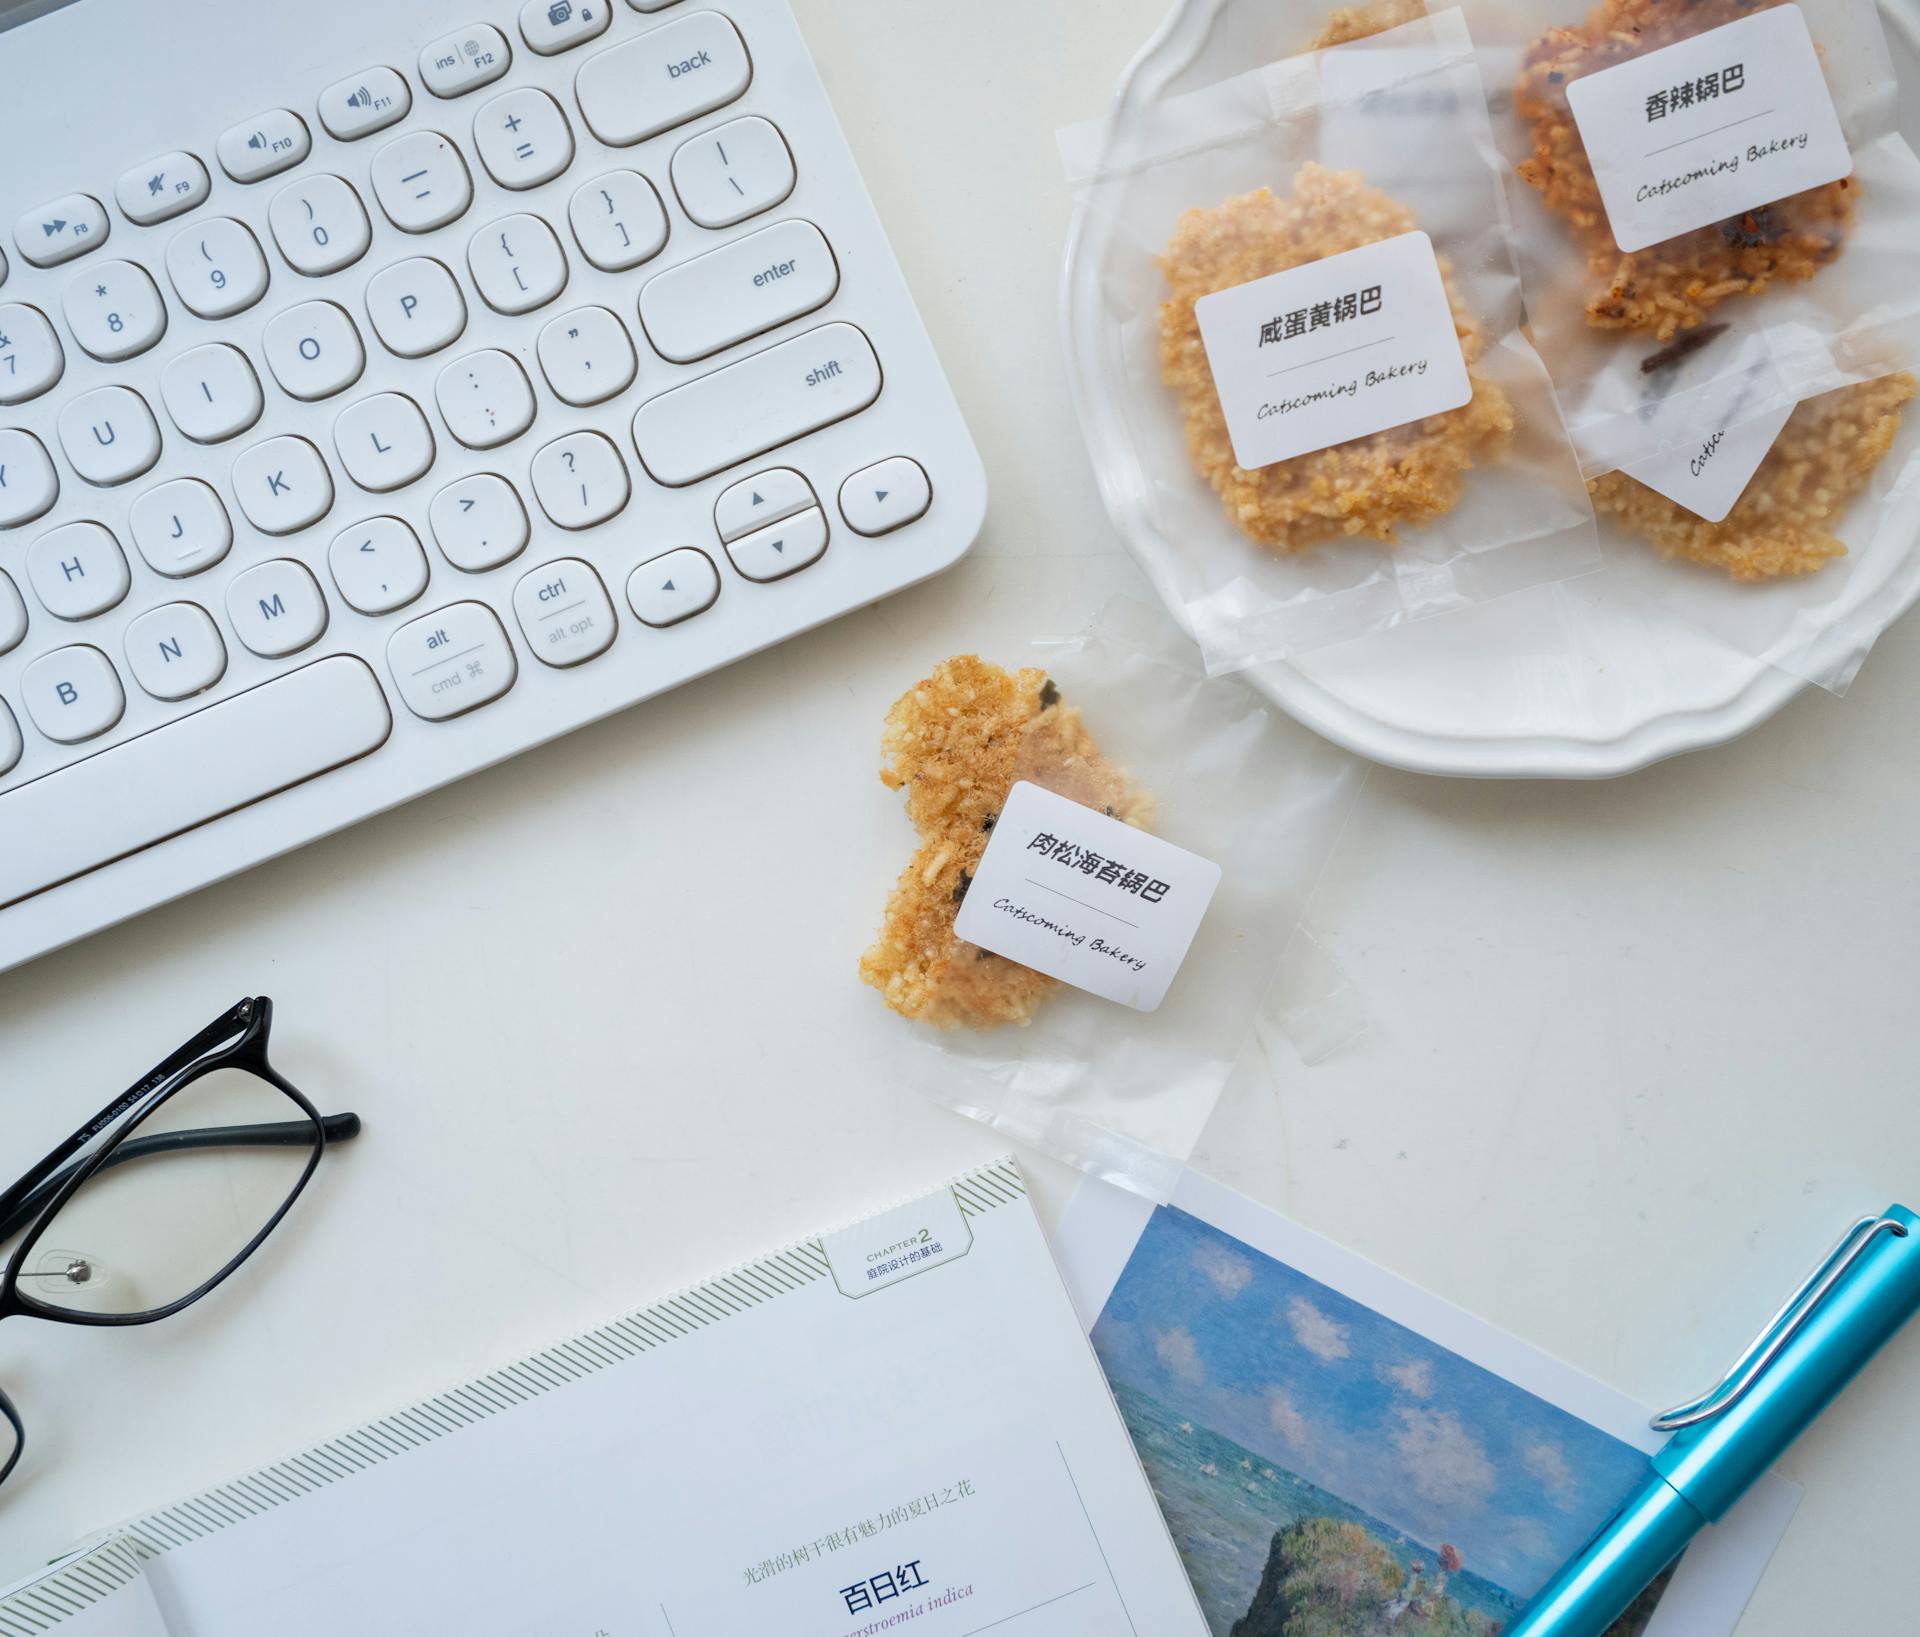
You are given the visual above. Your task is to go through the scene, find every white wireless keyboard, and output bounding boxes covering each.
[0,0,986,973]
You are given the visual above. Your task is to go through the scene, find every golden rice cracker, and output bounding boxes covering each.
[1158,166,1514,553]
[1514,0,1854,340]
[1306,0,1427,49]
[858,657,1153,1030]
[1588,374,1915,579]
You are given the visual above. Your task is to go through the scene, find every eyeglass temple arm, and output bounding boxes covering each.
[0,999,262,1231]
[0,1113,361,1247]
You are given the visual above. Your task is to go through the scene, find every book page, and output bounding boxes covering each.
[112,1162,1204,1637]
[0,1537,170,1637]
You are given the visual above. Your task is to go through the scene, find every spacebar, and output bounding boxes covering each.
[0,655,392,909]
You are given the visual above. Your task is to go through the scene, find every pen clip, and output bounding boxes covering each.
[1651,1213,1910,1432]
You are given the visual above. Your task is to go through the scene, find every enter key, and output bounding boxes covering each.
[638,218,840,364]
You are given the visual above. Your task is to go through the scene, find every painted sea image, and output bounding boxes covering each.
[1091,1208,1677,1637]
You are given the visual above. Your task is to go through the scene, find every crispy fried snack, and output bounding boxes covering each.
[1159,167,1514,552]
[1589,374,1914,578]
[859,657,1153,1030]
[1305,0,1427,48]
[1515,0,1854,340]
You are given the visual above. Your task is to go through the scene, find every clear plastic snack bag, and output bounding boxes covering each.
[857,599,1366,1203]
[1059,8,1599,673]
[1456,0,1920,478]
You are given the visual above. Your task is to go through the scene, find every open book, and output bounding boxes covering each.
[0,1160,1205,1637]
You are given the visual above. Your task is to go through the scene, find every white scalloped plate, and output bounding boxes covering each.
[1062,0,1920,777]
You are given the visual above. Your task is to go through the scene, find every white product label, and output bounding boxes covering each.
[1565,5,1851,253]
[1623,395,1794,520]
[1194,230,1472,470]
[952,781,1221,1013]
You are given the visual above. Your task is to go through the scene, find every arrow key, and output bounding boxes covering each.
[725,505,828,584]
[626,547,720,628]
[839,456,931,537]
[14,194,109,268]
[713,465,814,542]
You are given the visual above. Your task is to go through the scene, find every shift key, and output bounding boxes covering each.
[630,322,881,486]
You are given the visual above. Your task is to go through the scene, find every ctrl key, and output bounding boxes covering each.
[387,600,517,720]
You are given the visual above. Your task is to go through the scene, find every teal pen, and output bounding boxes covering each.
[1507,1206,1920,1637]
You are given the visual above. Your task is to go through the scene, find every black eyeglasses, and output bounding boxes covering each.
[0,996,361,1490]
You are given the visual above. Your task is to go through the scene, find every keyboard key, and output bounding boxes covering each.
[631,322,881,486]
[124,602,227,701]
[22,645,123,743]
[521,0,611,54]
[568,170,669,272]
[115,152,210,226]
[269,176,372,277]
[227,559,329,656]
[0,428,58,526]
[0,304,65,405]
[263,300,366,401]
[626,546,719,627]
[513,558,617,666]
[63,260,167,363]
[28,522,130,619]
[0,699,17,777]
[232,435,334,534]
[474,87,575,190]
[387,600,517,720]
[217,110,311,183]
[319,67,411,140]
[575,12,751,147]
[366,257,468,358]
[420,25,513,98]
[627,0,684,9]
[372,131,473,234]
[0,656,391,909]
[670,116,795,229]
[725,504,828,582]
[0,570,25,653]
[329,516,430,613]
[431,472,530,570]
[638,218,837,364]
[531,430,629,528]
[839,456,931,536]
[434,348,536,449]
[335,392,436,492]
[57,386,161,486]
[161,344,264,443]
[537,306,636,406]
[714,466,813,540]
[165,218,271,319]
[129,478,233,577]
[14,195,108,268]
[468,214,568,315]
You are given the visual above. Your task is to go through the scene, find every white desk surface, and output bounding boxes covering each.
[2,1,1917,1628]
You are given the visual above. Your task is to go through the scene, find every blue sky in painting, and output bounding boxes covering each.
[1090,1206,1651,1594]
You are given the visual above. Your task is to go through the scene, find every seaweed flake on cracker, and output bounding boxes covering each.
[859,657,1153,1030]
[1590,374,1915,579]
[1515,0,1854,341]
[1158,166,1514,553]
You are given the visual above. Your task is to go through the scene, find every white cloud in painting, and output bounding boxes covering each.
[1154,1326,1206,1385]
[1192,1241,1256,1299]
[1286,1296,1351,1363]
[1267,1389,1311,1449]
[1391,1407,1497,1511]
[1523,1436,1579,1508]
[1380,1359,1435,1399]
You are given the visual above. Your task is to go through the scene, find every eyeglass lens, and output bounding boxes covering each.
[19,1067,320,1320]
